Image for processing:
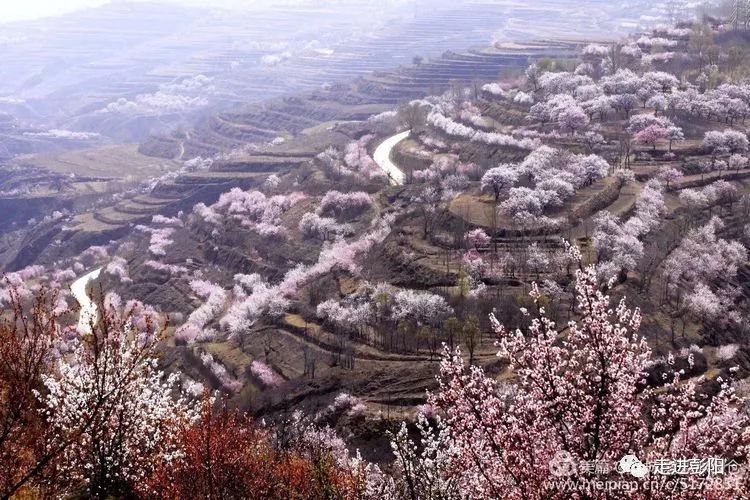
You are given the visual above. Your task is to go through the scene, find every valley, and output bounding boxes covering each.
[4,1,750,498]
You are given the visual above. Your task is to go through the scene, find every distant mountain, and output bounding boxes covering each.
[0,0,686,144]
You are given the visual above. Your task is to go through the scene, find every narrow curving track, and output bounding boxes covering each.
[177,130,191,160]
[373,129,410,185]
[71,267,102,333]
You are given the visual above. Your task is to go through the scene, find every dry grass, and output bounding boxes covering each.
[70,213,121,233]
[449,190,500,227]
[203,341,254,370]
[13,144,180,179]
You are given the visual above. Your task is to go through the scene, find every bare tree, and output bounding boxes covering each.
[462,315,480,366]
[398,101,428,130]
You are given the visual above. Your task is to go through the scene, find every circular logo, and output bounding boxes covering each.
[549,450,577,477]
[618,455,648,478]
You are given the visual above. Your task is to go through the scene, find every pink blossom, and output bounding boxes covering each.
[199,351,242,393]
[391,289,452,326]
[480,165,518,201]
[298,212,352,240]
[104,256,132,283]
[175,280,226,344]
[634,124,667,149]
[716,344,740,362]
[403,246,750,498]
[657,166,683,188]
[464,228,491,249]
[136,225,175,257]
[192,188,306,238]
[317,190,372,216]
[249,360,282,388]
[144,260,189,276]
[427,110,538,150]
[151,214,183,227]
[343,135,384,179]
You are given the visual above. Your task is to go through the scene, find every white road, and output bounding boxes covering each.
[177,130,190,160]
[71,267,102,334]
[373,130,410,186]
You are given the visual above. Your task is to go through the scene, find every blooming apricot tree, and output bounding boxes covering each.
[41,297,195,497]
[480,165,519,202]
[398,245,750,499]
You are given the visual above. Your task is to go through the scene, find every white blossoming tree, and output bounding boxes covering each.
[41,296,195,497]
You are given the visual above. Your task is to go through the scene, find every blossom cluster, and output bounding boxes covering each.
[175,280,227,344]
[193,188,306,238]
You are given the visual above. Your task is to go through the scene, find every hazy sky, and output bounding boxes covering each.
[0,0,273,23]
[0,0,110,23]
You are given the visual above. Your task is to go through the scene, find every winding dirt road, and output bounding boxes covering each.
[71,267,101,333]
[374,130,409,185]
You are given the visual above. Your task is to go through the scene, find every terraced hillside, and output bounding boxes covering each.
[0,0,733,416]
[0,0,694,243]
[7,7,750,496]
[0,0,686,150]
[173,43,591,158]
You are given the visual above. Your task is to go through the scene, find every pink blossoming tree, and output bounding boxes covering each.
[395,247,750,498]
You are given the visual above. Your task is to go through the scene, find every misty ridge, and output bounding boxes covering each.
[2,0,666,146]
[4,0,750,499]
